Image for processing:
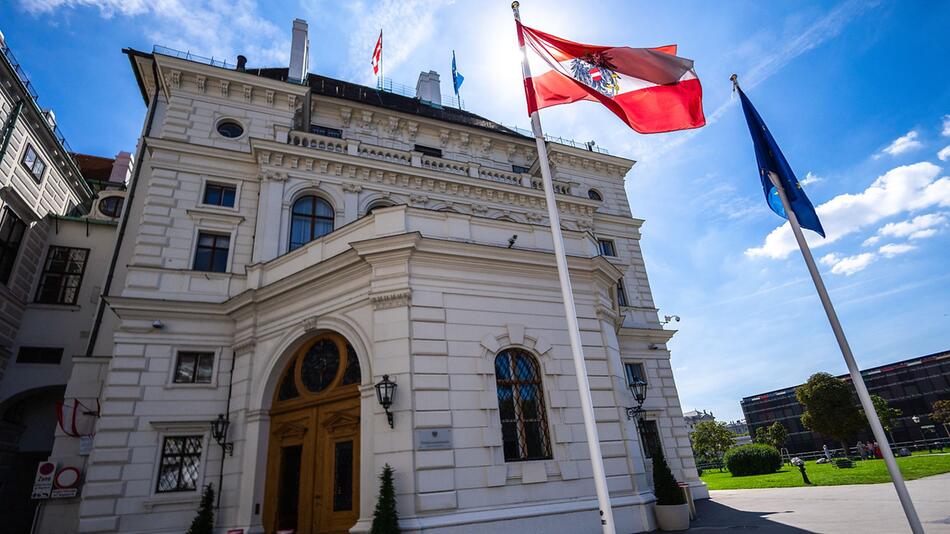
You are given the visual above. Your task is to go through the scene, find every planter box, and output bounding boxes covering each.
[655,503,690,531]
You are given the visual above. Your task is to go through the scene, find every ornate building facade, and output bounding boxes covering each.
[37,20,703,534]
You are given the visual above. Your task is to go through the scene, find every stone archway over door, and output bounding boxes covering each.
[264,332,361,534]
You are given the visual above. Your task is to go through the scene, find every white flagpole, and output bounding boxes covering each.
[768,171,924,534]
[512,3,616,533]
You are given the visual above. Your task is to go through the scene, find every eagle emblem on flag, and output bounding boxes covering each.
[570,53,620,97]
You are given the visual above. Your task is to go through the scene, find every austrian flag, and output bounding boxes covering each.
[372,30,382,76]
[516,22,705,133]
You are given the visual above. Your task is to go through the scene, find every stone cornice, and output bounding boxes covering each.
[250,137,599,220]
[369,289,412,310]
[617,326,677,343]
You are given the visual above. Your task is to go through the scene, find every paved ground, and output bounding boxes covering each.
[686,473,950,533]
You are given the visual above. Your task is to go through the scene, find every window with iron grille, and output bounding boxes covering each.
[624,362,646,388]
[494,348,552,462]
[156,435,203,493]
[413,144,442,158]
[173,351,215,384]
[35,246,89,305]
[16,346,64,364]
[21,144,46,182]
[638,419,662,459]
[0,208,26,285]
[598,239,617,257]
[193,232,230,272]
[202,183,236,208]
[617,279,629,307]
[310,124,343,138]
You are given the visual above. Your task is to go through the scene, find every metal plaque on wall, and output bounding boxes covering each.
[415,428,453,450]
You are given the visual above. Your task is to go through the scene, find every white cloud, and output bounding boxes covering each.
[20,0,290,66]
[878,243,916,258]
[747,162,950,259]
[800,172,823,186]
[861,235,881,247]
[938,145,950,161]
[943,115,950,137]
[821,252,876,275]
[880,131,923,157]
[878,213,947,239]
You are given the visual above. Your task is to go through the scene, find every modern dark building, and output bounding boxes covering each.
[741,350,950,454]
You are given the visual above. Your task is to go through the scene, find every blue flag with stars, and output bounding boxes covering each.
[452,50,464,96]
[737,86,825,237]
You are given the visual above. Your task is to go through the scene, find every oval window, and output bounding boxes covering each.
[98,196,124,217]
[216,120,244,139]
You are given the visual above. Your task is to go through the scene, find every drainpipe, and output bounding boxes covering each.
[83,63,160,358]
[217,349,237,510]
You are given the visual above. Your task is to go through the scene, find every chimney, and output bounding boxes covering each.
[415,71,441,106]
[289,19,309,83]
[236,55,247,72]
[110,151,134,185]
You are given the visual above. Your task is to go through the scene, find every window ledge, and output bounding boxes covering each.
[27,302,82,312]
[186,208,245,225]
[163,382,218,391]
[142,492,200,511]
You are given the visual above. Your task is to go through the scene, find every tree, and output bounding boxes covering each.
[652,451,686,505]
[931,399,950,437]
[186,484,214,534]
[797,372,865,451]
[690,421,735,469]
[754,423,788,450]
[863,394,901,442]
[371,464,400,534]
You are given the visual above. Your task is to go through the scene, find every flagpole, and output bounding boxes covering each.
[512,3,616,533]
[766,169,924,534]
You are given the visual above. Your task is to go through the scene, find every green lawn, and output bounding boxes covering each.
[700,454,950,490]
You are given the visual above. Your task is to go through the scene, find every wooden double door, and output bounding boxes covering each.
[264,334,362,534]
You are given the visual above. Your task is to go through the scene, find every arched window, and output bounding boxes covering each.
[365,201,393,215]
[275,334,362,404]
[494,348,552,461]
[290,196,334,251]
[587,189,603,201]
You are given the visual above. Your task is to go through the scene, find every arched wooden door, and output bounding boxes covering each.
[264,333,362,534]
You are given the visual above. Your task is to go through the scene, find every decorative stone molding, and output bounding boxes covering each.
[301,316,320,333]
[243,85,253,103]
[387,117,400,136]
[342,182,362,193]
[261,170,289,182]
[288,94,298,111]
[409,194,429,206]
[439,129,450,147]
[480,138,492,155]
[233,338,257,355]
[506,143,517,161]
[405,120,419,141]
[458,132,470,150]
[359,111,374,129]
[369,289,411,310]
[170,70,181,89]
[340,106,352,127]
[195,74,206,93]
[265,89,275,105]
[220,80,230,98]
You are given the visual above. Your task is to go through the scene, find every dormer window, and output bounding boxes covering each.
[512,165,530,174]
[310,124,343,139]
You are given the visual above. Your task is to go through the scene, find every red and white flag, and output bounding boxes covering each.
[372,30,383,76]
[516,22,705,133]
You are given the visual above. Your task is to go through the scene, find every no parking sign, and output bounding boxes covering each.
[51,466,81,498]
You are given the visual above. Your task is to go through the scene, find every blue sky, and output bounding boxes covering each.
[3,0,948,422]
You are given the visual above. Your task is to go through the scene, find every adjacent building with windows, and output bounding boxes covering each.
[35,19,702,534]
[741,350,950,454]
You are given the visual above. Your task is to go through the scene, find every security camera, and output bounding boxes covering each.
[507,235,518,248]
[663,315,680,323]
[152,320,164,329]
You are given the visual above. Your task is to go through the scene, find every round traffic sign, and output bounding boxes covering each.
[54,467,80,489]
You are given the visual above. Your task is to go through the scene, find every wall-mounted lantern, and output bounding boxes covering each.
[625,378,648,421]
[211,413,234,456]
[375,374,397,429]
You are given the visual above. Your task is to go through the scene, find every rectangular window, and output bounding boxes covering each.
[173,351,215,384]
[512,164,530,174]
[616,279,629,307]
[201,183,236,208]
[193,232,230,273]
[638,419,662,459]
[21,144,47,182]
[0,208,27,285]
[16,346,64,364]
[156,436,203,493]
[413,144,443,158]
[309,124,343,138]
[598,239,617,257]
[35,246,89,305]
[624,362,646,387]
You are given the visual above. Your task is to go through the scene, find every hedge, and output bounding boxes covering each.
[724,444,782,476]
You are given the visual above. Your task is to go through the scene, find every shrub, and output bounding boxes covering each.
[186,484,214,534]
[652,451,686,505]
[724,444,782,476]
[371,464,400,534]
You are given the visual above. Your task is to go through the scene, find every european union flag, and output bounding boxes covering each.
[737,86,825,237]
[452,50,464,96]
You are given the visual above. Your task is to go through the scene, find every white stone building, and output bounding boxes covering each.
[39,20,703,534]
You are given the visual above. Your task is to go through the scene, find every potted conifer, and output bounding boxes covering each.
[652,452,689,531]
[371,464,400,534]
[186,483,215,534]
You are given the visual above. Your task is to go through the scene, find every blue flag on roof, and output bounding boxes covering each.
[452,50,464,96]
[737,86,825,237]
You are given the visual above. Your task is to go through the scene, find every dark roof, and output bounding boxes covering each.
[71,153,115,182]
[249,67,528,139]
